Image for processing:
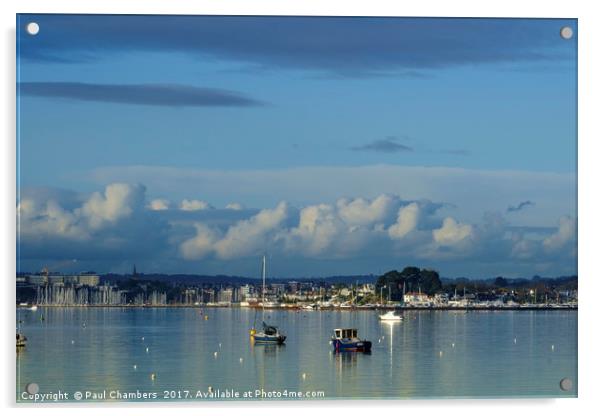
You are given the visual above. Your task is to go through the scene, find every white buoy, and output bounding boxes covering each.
[133,365,137,370]
[439,350,443,357]
[451,342,455,348]
[218,343,222,348]
[142,337,145,341]
[552,344,555,351]
[302,373,307,380]
[214,351,218,357]
[239,357,243,363]
[150,373,156,380]
[71,340,75,344]
[208,386,213,393]
[145,347,149,353]
[514,338,517,344]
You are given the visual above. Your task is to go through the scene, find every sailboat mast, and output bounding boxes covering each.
[262,254,266,304]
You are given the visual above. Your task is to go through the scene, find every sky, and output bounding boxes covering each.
[16,14,577,278]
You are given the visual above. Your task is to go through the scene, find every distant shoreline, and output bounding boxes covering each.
[17,304,577,311]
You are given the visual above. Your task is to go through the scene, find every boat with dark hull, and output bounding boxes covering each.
[331,328,372,353]
[249,255,287,345]
[16,333,27,348]
[251,321,286,344]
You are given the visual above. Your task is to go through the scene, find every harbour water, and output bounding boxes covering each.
[16,308,577,401]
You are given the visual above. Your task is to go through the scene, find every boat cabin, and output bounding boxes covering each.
[334,328,358,340]
[263,324,279,336]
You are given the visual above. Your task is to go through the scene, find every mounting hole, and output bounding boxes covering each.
[559,378,573,391]
[25,383,39,394]
[26,22,40,36]
[560,26,573,40]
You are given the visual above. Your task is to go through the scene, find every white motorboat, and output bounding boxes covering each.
[378,310,403,321]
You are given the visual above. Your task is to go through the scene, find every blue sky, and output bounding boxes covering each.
[16,15,577,278]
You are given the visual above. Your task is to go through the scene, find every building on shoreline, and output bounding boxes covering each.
[16,272,578,308]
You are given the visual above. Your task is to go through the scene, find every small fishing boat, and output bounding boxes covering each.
[251,321,286,344]
[331,328,372,353]
[378,310,403,321]
[16,333,27,348]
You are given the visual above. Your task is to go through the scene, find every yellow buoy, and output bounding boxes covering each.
[249,328,256,336]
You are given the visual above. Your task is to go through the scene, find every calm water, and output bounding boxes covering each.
[16,307,577,401]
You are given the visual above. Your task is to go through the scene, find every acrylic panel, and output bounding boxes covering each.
[16,14,577,402]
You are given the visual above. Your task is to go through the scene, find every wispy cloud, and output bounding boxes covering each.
[19,82,264,108]
[19,15,576,76]
[507,200,535,213]
[351,137,413,153]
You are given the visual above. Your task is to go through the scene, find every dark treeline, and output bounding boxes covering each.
[375,266,577,302]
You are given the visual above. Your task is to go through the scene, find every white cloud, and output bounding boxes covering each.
[282,204,342,256]
[79,183,145,229]
[18,183,169,262]
[90,164,576,226]
[543,216,576,252]
[180,199,213,211]
[433,217,475,247]
[180,224,221,260]
[336,194,398,226]
[149,198,170,211]
[388,202,420,240]
[180,202,290,260]
[19,184,577,277]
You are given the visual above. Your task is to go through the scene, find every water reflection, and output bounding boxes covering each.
[16,308,577,400]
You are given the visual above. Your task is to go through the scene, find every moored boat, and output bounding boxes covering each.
[331,328,371,353]
[248,255,287,344]
[16,333,27,348]
[378,310,403,321]
[251,321,286,344]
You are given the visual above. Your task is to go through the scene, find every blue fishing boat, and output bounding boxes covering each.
[331,328,372,353]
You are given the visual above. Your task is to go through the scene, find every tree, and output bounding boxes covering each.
[375,266,442,300]
[494,276,508,288]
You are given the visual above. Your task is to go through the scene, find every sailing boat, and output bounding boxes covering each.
[249,255,286,344]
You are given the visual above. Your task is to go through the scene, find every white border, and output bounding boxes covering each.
[2,1,600,415]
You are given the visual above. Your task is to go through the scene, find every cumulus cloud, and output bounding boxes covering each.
[180,202,289,260]
[180,199,213,211]
[282,204,344,256]
[80,183,145,229]
[543,216,576,252]
[18,185,577,277]
[433,217,475,247]
[148,198,170,211]
[388,202,420,240]
[18,183,169,262]
[336,194,399,226]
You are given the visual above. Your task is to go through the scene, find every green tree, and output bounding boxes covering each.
[375,266,442,300]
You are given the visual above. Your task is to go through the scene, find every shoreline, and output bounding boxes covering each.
[17,304,578,311]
